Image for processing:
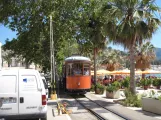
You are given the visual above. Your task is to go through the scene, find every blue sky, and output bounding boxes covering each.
[0,24,17,44]
[0,0,161,50]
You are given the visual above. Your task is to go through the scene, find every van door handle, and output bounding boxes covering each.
[20,97,24,103]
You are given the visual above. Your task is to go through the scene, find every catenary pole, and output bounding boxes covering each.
[50,16,56,93]
[50,16,53,86]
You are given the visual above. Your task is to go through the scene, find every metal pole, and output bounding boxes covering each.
[50,15,56,93]
[0,42,2,70]
[52,20,56,92]
[50,16,53,91]
[94,48,97,91]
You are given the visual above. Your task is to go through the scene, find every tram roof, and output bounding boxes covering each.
[65,56,91,62]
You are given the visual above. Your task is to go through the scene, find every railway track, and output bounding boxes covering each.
[84,95,129,120]
[71,94,126,120]
[75,96,106,120]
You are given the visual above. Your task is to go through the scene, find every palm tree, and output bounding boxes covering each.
[135,42,156,78]
[78,0,110,87]
[88,21,107,86]
[106,0,160,93]
[101,48,124,71]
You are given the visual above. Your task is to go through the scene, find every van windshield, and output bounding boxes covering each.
[0,75,17,93]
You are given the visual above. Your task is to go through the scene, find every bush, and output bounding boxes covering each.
[121,77,130,88]
[95,83,105,91]
[95,82,105,94]
[106,85,117,93]
[90,84,95,92]
[140,78,151,86]
[123,88,142,107]
[113,81,121,88]
[158,96,161,102]
[148,78,153,85]
[106,81,120,93]
[153,78,161,86]
[136,82,141,87]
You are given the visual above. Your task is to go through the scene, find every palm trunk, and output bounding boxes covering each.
[130,44,136,94]
[94,48,97,91]
[141,68,145,78]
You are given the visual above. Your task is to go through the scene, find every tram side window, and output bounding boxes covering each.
[66,65,72,76]
[84,63,90,76]
[72,63,83,75]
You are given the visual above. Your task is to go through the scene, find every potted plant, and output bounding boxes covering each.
[140,78,151,90]
[152,78,161,89]
[142,90,161,115]
[95,83,105,94]
[106,81,120,99]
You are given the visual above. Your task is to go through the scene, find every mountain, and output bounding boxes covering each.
[155,48,161,60]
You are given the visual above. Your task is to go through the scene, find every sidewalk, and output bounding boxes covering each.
[53,114,71,120]
[47,99,71,120]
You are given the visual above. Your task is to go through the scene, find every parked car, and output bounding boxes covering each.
[0,69,47,120]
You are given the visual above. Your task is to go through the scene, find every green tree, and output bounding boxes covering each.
[106,0,161,93]
[0,0,87,73]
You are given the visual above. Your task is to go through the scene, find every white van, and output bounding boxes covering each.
[0,69,47,120]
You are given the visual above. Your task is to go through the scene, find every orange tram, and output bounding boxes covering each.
[62,55,91,94]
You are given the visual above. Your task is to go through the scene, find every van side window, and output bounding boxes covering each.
[20,75,38,91]
[0,75,17,93]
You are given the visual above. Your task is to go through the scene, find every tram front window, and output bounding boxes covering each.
[66,63,90,76]
[72,63,83,75]
[66,63,83,76]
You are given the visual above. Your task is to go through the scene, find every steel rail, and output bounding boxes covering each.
[83,95,128,120]
[73,96,106,120]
